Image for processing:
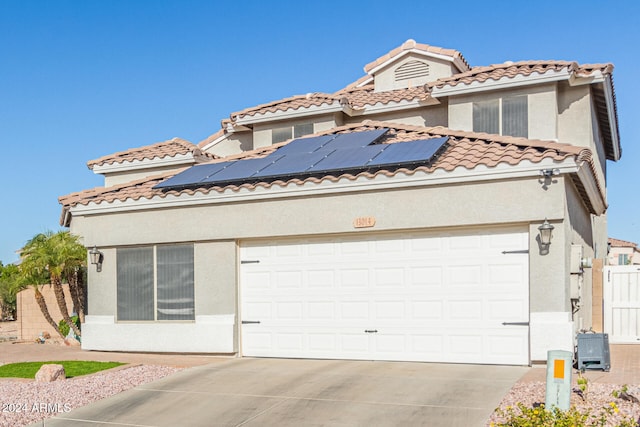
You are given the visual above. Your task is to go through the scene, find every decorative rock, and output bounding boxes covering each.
[35,364,66,382]
[63,336,81,346]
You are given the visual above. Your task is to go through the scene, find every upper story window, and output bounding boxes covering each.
[618,254,630,265]
[473,95,528,138]
[272,123,314,144]
[117,244,195,322]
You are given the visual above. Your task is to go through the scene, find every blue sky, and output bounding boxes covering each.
[1,0,638,263]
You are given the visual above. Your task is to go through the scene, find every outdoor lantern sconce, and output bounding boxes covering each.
[89,246,104,272]
[538,219,554,254]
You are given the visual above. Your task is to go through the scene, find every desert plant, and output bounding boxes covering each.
[493,402,638,427]
[58,315,80,337]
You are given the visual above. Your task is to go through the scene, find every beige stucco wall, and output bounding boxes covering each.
[373,53,455,92]
[16,284,72,341]
[204,132,254,157]
[252,115,338,149]
[447,83,558,141]
[72,172,600,358]
[352,103,448,128]
[103,165,191,187]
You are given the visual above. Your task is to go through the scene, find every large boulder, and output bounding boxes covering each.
[35,364,66,382]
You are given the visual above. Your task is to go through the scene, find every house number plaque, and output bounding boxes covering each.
[353,216,376,228]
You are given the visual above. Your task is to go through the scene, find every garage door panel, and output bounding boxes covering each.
[241,228,529,365]
[340,301,369,320]
[448,300,483,320]
[410,267,443,287]
[448,265,484,286]
[411,301,443,319]
[340,269,369,287]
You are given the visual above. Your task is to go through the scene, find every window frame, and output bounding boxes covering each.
[116,244,195,323]
[271,123,314,144]
[473,95,528,138]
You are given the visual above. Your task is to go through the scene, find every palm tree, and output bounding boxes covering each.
[20,231,86,338]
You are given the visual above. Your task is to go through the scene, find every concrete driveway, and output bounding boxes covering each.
[38,358,528,427]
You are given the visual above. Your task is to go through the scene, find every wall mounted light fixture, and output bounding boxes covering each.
[89,246,104,272]
[538,219,554,254]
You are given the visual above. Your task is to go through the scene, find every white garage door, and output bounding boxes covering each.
[240,228,530,365]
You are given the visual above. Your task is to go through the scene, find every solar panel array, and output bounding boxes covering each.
[154,129,448,190]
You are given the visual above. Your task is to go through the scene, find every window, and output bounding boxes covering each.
[473,95,528,138]
[117,244,194,321]
[618,254,629,265]
[272,123,314,144]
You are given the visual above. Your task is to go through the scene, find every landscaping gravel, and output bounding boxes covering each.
[487,381,640,426]
[0,364,182,427]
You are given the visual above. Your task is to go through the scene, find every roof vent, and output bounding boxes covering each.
[394,60,430,82]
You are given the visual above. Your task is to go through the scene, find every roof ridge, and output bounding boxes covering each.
[362,39,470,74]
[230,92,341,120]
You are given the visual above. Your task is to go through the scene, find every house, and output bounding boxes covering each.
[608,238,640,265]
[59,40,621,365]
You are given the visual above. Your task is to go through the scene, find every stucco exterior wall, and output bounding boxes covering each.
[72,174,585,358]
[103,165,189,187]
[16,284,72,341]
[373,53,455,92]
[557,83,607,185]
[351,103,448,128]
[447,83,557,140]
[204,132,254,157]
[252,115,338,149]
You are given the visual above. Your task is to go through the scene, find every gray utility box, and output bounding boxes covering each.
[577,333,610,371]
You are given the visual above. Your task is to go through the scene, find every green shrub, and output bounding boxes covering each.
[58,315,80,337]
[493,402,638,427]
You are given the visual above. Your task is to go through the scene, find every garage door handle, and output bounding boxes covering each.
[364,329,378,333]
[242,320,261,324]
[502,322,529,326]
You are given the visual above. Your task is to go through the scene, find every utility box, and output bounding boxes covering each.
[545,350,573,411]
[577,333,610,371]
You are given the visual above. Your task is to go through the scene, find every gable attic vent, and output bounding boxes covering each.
[394,60,430,82]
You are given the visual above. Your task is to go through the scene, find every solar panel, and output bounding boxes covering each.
[274,135,337,155]
[155,131,446,191]
[257,150,335,178]
[319,128,388,152]
[198,155,285,184]
[367,137,448,167]
[307,145,388,173]
[154,162,228,189]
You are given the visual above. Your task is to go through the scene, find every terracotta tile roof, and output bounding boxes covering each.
[87,137,217,169]
[363,39,470,73]
[431,60,614,90]
[228,61,614,122]
[60,121,598,215]
[337,85,428,109]
[231,93,344,121]
[608,238,638,248]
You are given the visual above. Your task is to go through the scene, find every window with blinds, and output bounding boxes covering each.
[272,123,314,144]
[117,244,195,321]
[473,95,528,138]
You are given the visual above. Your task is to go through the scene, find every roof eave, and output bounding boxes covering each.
[431,69,572,98]
[91,152,197,175]
[232,102,344,126]
[602,75,621,161]
[574,161,607,215]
